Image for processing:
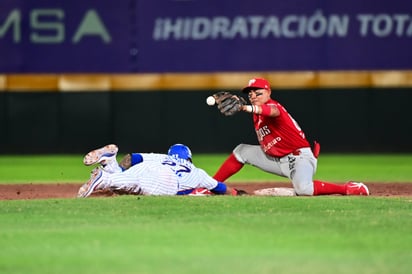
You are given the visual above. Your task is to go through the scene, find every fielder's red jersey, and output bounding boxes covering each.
[253,99,310,157]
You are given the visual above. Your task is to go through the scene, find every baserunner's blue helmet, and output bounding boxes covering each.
[168,144,192,160]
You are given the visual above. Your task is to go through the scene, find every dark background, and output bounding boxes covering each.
[1,88,410,154]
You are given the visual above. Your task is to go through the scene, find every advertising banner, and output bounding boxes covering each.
[1,0,411,72]
[0,0,131,72]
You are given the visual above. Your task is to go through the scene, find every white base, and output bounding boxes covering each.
[254,187,296,196]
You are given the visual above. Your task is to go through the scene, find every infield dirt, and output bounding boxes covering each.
[0,183,411,200]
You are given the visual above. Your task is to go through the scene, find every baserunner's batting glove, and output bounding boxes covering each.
[231,188,248,196]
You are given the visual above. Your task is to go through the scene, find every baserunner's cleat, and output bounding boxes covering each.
[77,168,104,198]
[83,144,118,166]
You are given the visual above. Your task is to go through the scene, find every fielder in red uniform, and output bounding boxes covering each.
[213,78,369,196]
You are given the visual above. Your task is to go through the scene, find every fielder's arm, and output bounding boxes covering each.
[241,104,279,117]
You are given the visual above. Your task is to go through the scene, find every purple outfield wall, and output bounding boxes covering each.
[1,0,411,73]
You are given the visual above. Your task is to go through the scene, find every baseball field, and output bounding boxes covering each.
[0,153,411,274]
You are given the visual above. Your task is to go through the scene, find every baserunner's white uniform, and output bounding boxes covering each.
[98,153,218,195]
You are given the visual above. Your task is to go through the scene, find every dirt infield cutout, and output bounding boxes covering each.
[0,183,411,200]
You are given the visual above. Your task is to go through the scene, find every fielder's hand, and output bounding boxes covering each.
[213,91,247,116]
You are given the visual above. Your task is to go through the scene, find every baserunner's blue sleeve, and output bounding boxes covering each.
[211,182,227,194]
[120,153,143,171]
[176,182,227,195]
[131,153,143,165]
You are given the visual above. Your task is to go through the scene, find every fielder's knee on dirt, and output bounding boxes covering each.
[292,180,314,196]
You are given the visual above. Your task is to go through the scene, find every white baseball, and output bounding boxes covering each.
[206,96,216,106]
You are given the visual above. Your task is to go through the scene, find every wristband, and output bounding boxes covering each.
[245,105,271,116]
[244,105,253,113]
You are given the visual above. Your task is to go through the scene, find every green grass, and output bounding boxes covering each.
[197,153,412,183]
[0,153,411,183]
[0,155,90,183]
[0,154,411,274]
[0,196,411,274]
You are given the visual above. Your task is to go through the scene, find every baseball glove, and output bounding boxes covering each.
[213,91,247,116]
